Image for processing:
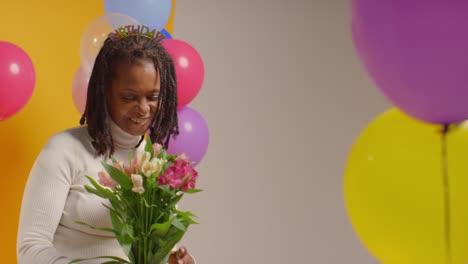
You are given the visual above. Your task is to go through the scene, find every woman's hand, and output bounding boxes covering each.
[168,246,196,264]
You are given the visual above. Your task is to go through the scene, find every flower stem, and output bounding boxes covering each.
[139,196,144,264]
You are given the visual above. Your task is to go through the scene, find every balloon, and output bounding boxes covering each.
[344,108,468,264]
[104,0,172,31]
[161,28,172,39]
[0,41,35,121]
[80,13,139,74]
[351,1,468,124]
[71,66,89,115]
[167,106,209,166]
[0,0,104,261]
[161,39,204,108]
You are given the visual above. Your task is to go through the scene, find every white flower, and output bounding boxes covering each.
[141,158,166,177]
[131,174,145,194]
[136,150,151,166]
[132,150,151,172]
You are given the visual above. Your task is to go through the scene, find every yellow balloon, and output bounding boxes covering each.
[166,0,176,33]
[344,108,468,264]
[0,1,176,262]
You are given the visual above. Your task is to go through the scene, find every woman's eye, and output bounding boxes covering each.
[149,96,159,101]
[122,96,135,101]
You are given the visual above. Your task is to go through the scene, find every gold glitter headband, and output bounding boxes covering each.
[108,24,166,41]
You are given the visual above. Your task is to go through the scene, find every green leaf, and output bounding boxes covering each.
[101,162,132,189]
[107,208,125,244]
[68,256,130,264]
[158,185,174,196]
[84,176,115,199]
[166,194,183,209]
[188,219,199,225]
[184,188,203,194]
[174,209,199,226]
[143,176,156,191]
[151,226,185,260]
[107,199,125,218]
[128,251,136,264]
[148,251,170,264]
[156,149,168,160]
[121,224,135,243]
[150,217,174,236]
[174,209,197,218]
[160,163,169,176]
[174,210,199,225]
[181,216,199,225]
[175,213,196,224]
[84,186,109,200]
[111,156,118,164]
[156,237,166,247]
[144,136,154,158]
[171,217,186,232]
[166,154,178,162]
[112,216,134,256]
[154,211,168,223]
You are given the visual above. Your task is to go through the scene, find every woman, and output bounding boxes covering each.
[17,26,196,264]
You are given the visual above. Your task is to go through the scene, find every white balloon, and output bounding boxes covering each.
[79,13,139,75]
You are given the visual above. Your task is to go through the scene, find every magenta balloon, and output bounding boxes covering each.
[352,1,468,124]
[0,41,35,121]
[161,39,204,109]
[167,107,209,166]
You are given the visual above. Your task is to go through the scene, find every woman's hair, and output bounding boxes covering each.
[79,35,179,157]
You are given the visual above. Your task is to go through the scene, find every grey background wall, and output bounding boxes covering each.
[174,1,389,263]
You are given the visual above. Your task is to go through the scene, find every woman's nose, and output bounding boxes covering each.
[136,100,150,115]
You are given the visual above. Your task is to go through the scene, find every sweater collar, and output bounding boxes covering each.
[108,118,142,149]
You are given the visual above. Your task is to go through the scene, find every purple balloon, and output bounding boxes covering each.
[352,1,468,124]
[167,106,209,166]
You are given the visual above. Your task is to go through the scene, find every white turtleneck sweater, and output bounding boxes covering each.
[17,120,145,264]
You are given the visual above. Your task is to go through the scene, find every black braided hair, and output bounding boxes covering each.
[79,35,179,157]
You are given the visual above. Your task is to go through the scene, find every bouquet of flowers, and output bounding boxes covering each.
[70,135,201,264]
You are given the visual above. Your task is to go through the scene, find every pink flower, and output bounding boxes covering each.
[183,168,198,191]
[112,161,131,177]
[177,153,189,162]
[158,167,182,188]
[153,142,163,155]
[98,170,118,188]
[113,161,124,171]
[158,158,198,191]
[123,164,132,176]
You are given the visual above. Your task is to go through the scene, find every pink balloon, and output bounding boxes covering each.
[0,41,35,121]
[72,66,89,114]
[161,39,204,109]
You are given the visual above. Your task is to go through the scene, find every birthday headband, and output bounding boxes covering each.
[108,24,166,41]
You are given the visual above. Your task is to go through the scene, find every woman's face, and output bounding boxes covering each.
[107,60,160,136]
